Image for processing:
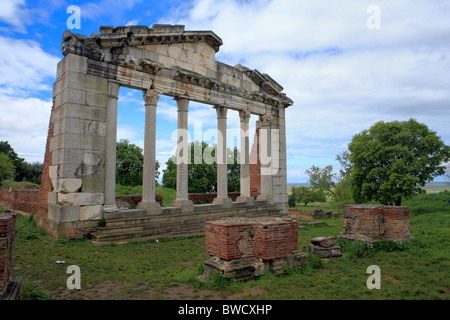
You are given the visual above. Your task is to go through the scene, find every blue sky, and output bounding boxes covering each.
[0,0,449,183]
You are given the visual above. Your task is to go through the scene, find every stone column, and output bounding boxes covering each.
[236,108,254,204]
[103,82,120,214]
[212,106,233,207]
[171,97,194,212]
[137,88,161,214]
[257,107,273,202]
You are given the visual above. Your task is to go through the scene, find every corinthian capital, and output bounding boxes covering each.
[143,89,160,106]
[239,109,251,123]
[260,108,272,126]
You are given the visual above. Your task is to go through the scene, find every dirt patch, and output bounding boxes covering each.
[54,280,129,300]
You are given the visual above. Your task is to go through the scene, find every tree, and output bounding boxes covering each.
[162,141,240,193]
[305,165,338,198]
[116,139,160,187]
[288,185,326,207]
[0,141,24,180]
[15,162,43,184]
[0,154,14,186]
[348,118,450,206]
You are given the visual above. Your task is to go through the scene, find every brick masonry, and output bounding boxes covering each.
[0,213,17,295]
[249,125,261,197]
[341,205,412,243]
[205,217,298,261]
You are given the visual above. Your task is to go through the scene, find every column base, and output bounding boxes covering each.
[236,196,255,206]
[171,199,195,213]
[212,196,234,208]
[103,205,119,213]
[137,201,161,215]
[257,194,273,202]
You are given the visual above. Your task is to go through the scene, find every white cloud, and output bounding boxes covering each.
[0,0,27,32]
[0,95,51,163]
[162,0,450,182]
[0,36,60,95]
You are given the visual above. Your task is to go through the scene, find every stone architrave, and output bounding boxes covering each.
[137,88,161,214]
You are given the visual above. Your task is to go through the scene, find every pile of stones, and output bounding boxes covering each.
[309,236,342,258]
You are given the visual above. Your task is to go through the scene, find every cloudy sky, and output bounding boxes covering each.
[0,0,449,183]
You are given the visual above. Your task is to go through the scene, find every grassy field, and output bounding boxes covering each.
[7,191,450,300]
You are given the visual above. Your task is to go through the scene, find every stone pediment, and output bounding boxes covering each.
[61,24,293,109]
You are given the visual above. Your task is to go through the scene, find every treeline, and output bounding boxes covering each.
[0,141,43,187]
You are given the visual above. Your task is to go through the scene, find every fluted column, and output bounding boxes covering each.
[257,107,273,202]
[212,106,233,207]
[171,97,194,212]
[103,82,120,214]
[236,108,254,204]
[137,88,161,214]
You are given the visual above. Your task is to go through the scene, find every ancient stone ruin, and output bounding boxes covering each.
[340,205,414,244]
[36,24,293,240]
[201,217,305,280]
[0,213,21,300]
[309,236,342,258]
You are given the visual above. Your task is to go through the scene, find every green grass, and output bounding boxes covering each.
[3,180,40,190]
[115,184,176,207]
[9,191,450,300]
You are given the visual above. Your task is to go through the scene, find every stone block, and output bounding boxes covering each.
[310,236,337,248]
[58,192,104,206]
[82,178,105,193]
[80,205,102,220]
[309,245,342,258]
[55,178,82,194]
[48,204,81,222]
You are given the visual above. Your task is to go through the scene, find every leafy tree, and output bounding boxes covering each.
[288,185,326,207]
[0,153,15,186]
[348,118,450,206]
[162,141,240,193]
[0,141,24,180]
[15,162,43,184]
[305,165,337,198]
[116,139,160,187]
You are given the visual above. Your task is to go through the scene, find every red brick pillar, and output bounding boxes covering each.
[382,206,411,242]
[0,213,18,295]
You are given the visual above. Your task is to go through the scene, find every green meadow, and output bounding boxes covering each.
[5,190,449,300]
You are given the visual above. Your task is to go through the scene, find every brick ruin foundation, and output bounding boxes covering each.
[201,217,306,281]
[340,205,414,244]
[0,213,21,299]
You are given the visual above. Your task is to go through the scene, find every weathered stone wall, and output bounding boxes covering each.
[341,205,412,243]
[0,213,17,295]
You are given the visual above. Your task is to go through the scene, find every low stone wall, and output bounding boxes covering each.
[0,187,40,213]
[341,205,412,243]
[188,192,241,204]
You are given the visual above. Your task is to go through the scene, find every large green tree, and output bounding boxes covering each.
[348,118,450,206]
[116,139,160,187]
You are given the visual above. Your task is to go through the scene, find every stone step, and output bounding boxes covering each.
[90,203,286,244]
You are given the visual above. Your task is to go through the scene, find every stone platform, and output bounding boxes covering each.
[90,201,285,245]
